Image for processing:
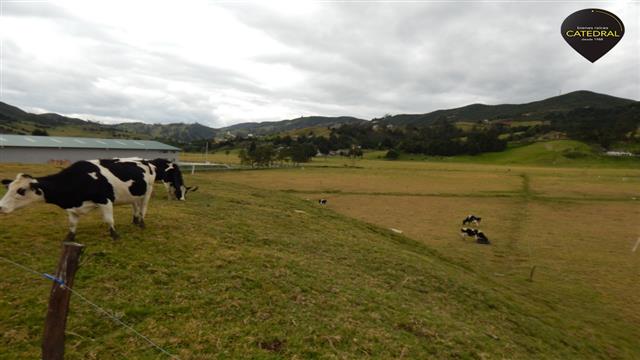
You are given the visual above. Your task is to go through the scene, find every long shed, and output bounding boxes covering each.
[0,134,180,164]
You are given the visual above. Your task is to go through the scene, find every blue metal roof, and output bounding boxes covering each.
[0,134,180,151]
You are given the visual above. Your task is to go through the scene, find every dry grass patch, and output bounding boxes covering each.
[213,167,521,195]
[521,200,640,324]
[530,173,640,199]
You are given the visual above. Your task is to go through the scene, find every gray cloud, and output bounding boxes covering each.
[1,2,638,127]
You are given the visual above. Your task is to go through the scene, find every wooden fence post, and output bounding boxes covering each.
[42,241,85,360]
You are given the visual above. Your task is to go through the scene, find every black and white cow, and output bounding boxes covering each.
[462,214,482,226]
[318,199,327,205]
[0,158,156,241]
[150,158,197,201]
[460,227,477,238]
[475,230,490,245]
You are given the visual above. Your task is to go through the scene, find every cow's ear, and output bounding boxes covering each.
[30,183,43,196]
[1,179,12,187]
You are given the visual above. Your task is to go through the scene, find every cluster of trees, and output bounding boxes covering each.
[192,118,509,165]
[546,103,639,148]
[238,141,317,167]
[397,120,506,156]
[332,119,507,156]
[181,103,639,162]
[230,119,507,165]
[31,129,49,136]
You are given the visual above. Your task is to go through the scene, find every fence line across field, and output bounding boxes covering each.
[178,161,300,174]
[0,255,179,359]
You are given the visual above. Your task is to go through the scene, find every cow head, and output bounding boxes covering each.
[0,174,45,214]
[172,184,198,201]
[164,163,197,201]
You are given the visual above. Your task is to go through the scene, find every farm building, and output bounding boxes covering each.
[0,134,180,164]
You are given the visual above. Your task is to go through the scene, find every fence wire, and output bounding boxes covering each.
[0,255,179,359]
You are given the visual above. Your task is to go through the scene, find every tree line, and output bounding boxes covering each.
[238,141,317,167]
[182,102,639,163]
[546,103,639,148]
[232,118,507,165]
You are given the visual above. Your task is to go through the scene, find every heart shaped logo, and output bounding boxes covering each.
[561,9,624,63]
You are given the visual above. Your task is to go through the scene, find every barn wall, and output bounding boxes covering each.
[0,148,179,164]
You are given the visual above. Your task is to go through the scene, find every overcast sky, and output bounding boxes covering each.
[0,1,638,127]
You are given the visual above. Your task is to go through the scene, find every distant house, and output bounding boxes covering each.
[605,151,634,157]
[0,134,180,164]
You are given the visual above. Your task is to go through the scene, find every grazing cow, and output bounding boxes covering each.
[460,227,477,238]
[462,214,482,226]
[150,158,198,201]
[475,230,490,245]
[318,199,327,205]
[0,158,156,241]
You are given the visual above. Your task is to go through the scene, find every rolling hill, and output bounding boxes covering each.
[112,122,217,142]
[377,90,637,126]
[0,102,217,142]
[0,103,363,141]
[219,116,367,136]
[1,91,636,143]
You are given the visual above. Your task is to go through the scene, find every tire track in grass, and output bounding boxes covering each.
[280,188,634,203]
[492,173,533,276]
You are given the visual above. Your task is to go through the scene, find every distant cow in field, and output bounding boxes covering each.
[462,214,482,226]
[318,199,327,205]
[460,227,477,238]
[150,158,198,201]
[0,158,156,240]
[475,230,490,245]
[459,227,490,245]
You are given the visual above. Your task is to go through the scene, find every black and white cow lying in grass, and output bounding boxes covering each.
[475,230,490,245]
[150,158,198,201]
[460,227,477,238]
[0,158,156,241]
[459,227,490,245]
[462,214,482,226]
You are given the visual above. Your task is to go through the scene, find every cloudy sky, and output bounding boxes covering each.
[0,1,638,127]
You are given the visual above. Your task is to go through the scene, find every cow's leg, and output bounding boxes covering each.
[66,211,79,241]
[134,199,145,229]
[139,192,153,228]
[132,201,141,226]
[163,182,172,200]
[98,202,119,240]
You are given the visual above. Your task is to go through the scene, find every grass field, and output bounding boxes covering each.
[207,148,640,358]
[180,150,242,165]
[1,141,639,358]
[359,140,640,168]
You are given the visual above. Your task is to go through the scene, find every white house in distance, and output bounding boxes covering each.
[0,134,180,164]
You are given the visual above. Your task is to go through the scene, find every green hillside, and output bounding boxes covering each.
[380,91,637,126]
[0,102,217,142]
[367,140,640,168]
[449,140,640,167]
[1,90,636,144]
[1,166,638,358]
[220,116,366,136]
[113,122,218,142]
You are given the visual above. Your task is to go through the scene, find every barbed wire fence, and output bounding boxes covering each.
[0,255,179,359]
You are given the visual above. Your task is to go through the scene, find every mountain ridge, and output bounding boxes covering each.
[376,90,637,126]
[1,90,636,142]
